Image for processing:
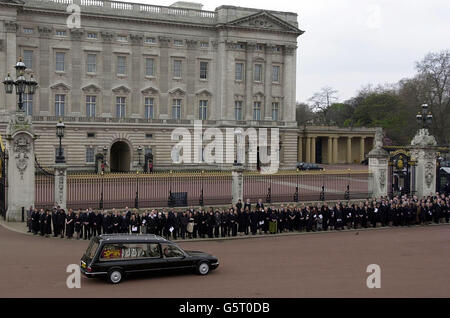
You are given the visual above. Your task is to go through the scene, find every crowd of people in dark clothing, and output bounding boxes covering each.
[27,192,450,241]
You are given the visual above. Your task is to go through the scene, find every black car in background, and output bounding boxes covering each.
[296,162,324,171]
[80,234,219,284]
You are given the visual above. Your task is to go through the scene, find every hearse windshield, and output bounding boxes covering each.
[85,238,99,260]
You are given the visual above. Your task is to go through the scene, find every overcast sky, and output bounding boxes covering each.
[132,0,450,103]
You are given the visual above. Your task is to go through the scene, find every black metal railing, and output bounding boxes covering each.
[33,170,371,210]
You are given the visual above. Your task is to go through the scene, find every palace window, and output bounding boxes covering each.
[117,56,127,75]
[87,32,97,39]
[272,102,279,121]
[199,100,208,120]
[86,147,95,163]
[23,27,34,34]
[174,39,183,46]
[200,42,209,48]
[235,63,244,81]
[172,99,181,119]
[55,94,65,116]
[235,101,243,121]
[117,35,128,42]
[145,97,155,119]
[55,52,65,72]
[55,30,67,36]
[272,65,280,83]
[145,58,155,77]
[116,96,126,118]
[253,102,261,120]
[24,93,33,116]
[199,61,208,79]
[173,60,182,78]
[145,37,156,44]
[253,64,262,82]
[86,54,97,73]
[86,95,96,118]
[23,50,33,69]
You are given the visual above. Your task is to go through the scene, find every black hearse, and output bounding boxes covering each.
[80,234,219,284]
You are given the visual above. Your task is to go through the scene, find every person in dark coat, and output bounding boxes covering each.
[74,212,82,239]
[93,210,103,236]
[32,208,40,235]
[52,207,60,237]
[27,206,33,233]
[65,209,74,239]
[220,210,229,237]
[39,209,46,236]
[229,209,238,236]
[249,208,258,235]
[45,210,52,237]
[121,211,129,234]
[206,210,215,238]
[58,209,66,238]
[213,210,221,238]
[179,211,189,239]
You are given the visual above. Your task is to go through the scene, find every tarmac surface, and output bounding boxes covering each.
[0,221,449,298]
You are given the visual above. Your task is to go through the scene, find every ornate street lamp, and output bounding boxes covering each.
[55,120,65,163]
[416,104,433,128]
[2,58,38,112]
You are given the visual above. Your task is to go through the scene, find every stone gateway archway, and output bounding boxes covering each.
[110,141,131,172]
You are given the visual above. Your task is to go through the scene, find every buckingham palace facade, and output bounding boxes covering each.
[0,0,303,171]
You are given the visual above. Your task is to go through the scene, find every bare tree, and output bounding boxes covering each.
[414,50,450,145]
[308,86,338,124]
[296,102,315,125]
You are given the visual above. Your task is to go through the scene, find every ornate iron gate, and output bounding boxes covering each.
[388,149,415,197]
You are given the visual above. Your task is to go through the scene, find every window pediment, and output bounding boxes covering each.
[112,85,131,94]
[141,86,159,95]
[82,84,101,93]
[195,89,212,96]
[168,87,186,96]
[50,82,70,91]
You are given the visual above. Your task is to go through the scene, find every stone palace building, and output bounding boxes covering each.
[0,0,374,172]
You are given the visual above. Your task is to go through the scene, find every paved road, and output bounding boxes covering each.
[0,224,449,298]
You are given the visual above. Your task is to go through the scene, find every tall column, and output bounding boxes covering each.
[101,31,114,117]
[410,129,438,198]
[282,45,297,123]
[38,26,52,115]
[305,137,311,163]
[245,42,256,121]
[360,137,366,163]
[130,34,143,118]
[333,137,338,164]
[311,137,316,163]
[6,113,36,221]
[54,163,67,210]
[264,45,274,120]
[327,136,333,164]
[70,29,84,116]
[346,136,352,164]
[158,36,170,119]
[231,165,244,204]
[297,136,303,162]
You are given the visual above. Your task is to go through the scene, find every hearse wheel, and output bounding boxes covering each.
[108,269,123,284]
[197,262,210,275]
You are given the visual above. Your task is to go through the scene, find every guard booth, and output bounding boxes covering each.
[388,149,416,198]
[0,135,7,219]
